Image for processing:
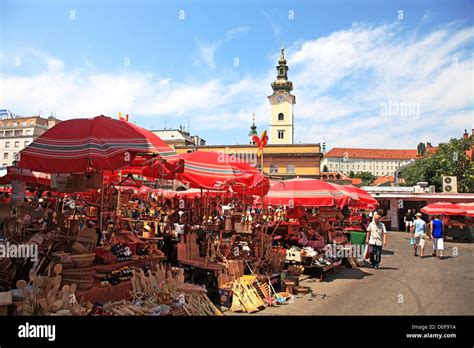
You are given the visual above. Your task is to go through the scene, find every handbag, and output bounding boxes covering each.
[409,237,414,245]
[364,244,370,260]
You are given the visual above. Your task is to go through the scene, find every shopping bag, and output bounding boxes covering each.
[409,238,414,245]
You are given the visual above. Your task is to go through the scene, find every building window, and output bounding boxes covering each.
[286,165,295,174]
[279,68,285,75]
[25,129,32,135]
[277,130,284,139]
[2,163,7,167]
[14,141,19,148]
[24,140,29,146]
[5,142,10,148]
[270,164,278,174]
[278,113,284,121]
[3,153,8,159]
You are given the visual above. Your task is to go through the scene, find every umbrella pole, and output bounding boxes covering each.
[116,170,122,215]
[99,171,104,232]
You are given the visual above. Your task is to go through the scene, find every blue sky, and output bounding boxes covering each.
[1,0,473,149]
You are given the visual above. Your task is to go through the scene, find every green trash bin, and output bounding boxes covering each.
[350,231,367,245]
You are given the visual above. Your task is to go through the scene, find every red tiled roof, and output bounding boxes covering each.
[325,148,419,160]
[372,176,395,186]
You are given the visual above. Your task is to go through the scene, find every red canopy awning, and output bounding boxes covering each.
[176,151,261,190]
[18,115,180,173]
[0,166,51,186]
[340,185,378,207]
[458,203,474,217]
[263,178,351,207]
[152,188,231,199]
[421,202,466,216]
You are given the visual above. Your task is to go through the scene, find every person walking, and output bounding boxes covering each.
[404,209,412,233]
[411,212,427,257]
[430,215,444,259]
[365,213,388,269]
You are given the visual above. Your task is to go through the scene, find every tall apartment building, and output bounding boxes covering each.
[0,115,60,168]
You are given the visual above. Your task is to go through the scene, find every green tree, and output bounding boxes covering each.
[348,170,355,178]
[353,171,376,185]
[322,165,329,172]
[400,135,474,193]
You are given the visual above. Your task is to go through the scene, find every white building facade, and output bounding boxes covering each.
[0,116,59,168]
[321,148,419,177]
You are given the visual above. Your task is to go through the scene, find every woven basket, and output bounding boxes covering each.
[62,269,95,281]
[62,278,94,291]
[70,253,96,268]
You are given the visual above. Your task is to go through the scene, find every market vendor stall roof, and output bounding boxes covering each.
[17,115,180,173]
[263,178,353,207]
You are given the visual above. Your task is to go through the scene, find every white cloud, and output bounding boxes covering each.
[289,22,474,148]
[1,21,472,149]
[193,26,251,70]
[194,41,217,69]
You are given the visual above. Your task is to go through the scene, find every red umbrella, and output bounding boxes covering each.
[263,178,350,207]
[458,203,474,217]
[18,115,180,173]
[176,151,259,190]
[340,185,378,207]
[421,202,466,216]
[230,161,270,197]
[0,166,51,186]
[152,188,231,199]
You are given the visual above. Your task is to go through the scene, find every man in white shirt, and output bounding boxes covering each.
[365,213,388,269]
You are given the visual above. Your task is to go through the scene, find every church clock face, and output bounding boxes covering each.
[278,95,285,104]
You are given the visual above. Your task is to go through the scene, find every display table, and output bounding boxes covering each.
[76,280,132,303]
[74,255,166,303]
[178,259,224,292]
[303,259,342,281]
[86,255,166,275]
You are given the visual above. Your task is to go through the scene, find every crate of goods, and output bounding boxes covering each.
[301,256,313,267]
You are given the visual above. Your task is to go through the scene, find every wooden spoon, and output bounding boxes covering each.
[49,299,64,312]
[38,297,49,315]
[53,263,63,275]
[28,269,37,285]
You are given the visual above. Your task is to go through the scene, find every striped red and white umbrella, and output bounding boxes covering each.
[0,166,51,186]
[340,184,378,207]
[457,203,474,217]
[263,178,351,207]
[421,202,466,216]
[18,115,180,173]
[176,151,259,190]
